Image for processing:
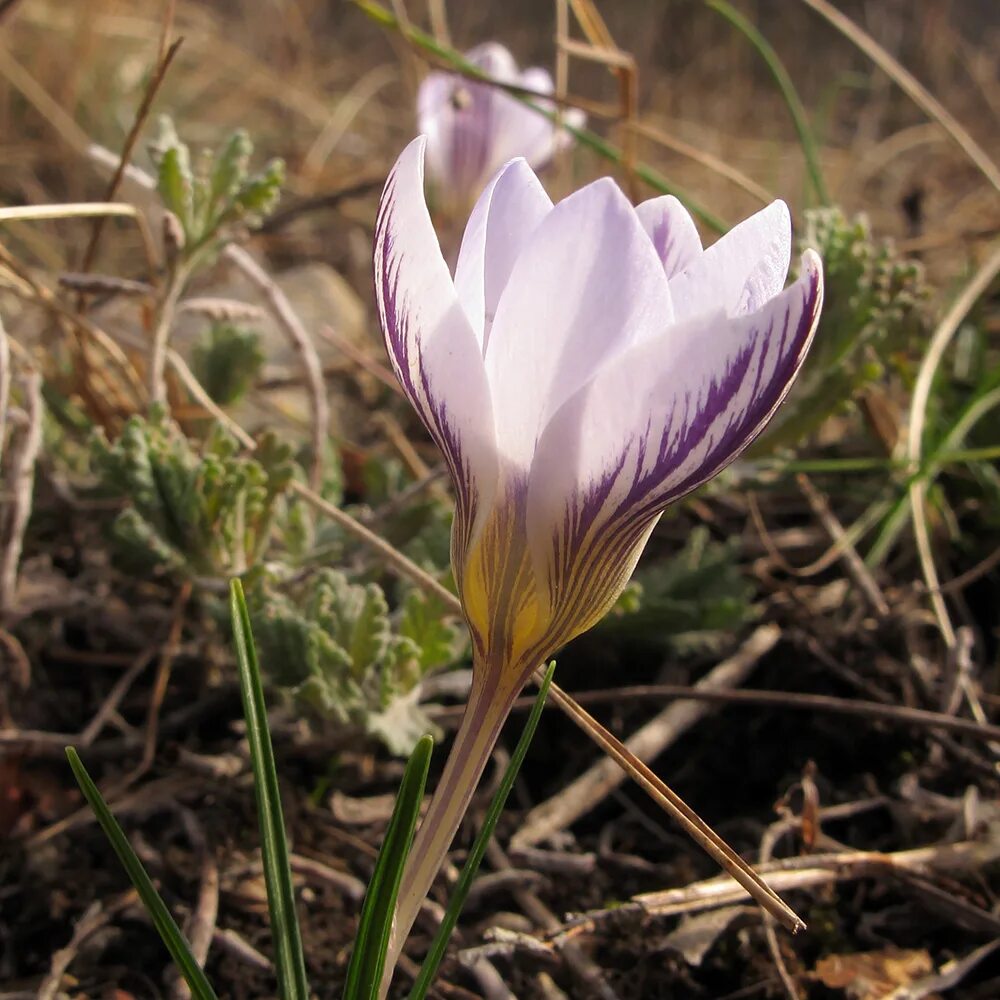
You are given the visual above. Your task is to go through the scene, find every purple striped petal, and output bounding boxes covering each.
[635,195,703,278]
[670,200,791,321]
[374,137,499,573]
[454,158,553,351]
[485,177,674,474]
[524,251,823,642]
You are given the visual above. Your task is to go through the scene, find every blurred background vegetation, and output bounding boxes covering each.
[0,1,998,997]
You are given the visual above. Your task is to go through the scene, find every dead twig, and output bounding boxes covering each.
[169,807,219,1000]
[78,37,183,279]
[0,364,42,616]
[224,244,327,489]
[511,625,779,850]
[36,892,137,1000]
[796,473,889,617]
[485,839,621,1000]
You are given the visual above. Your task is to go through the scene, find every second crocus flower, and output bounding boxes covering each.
[417,42,585,211]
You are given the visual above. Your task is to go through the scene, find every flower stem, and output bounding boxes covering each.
[380,667,517,996]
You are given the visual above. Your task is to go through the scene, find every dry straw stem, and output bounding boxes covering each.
[799,0,1000,195]
[513,625,779,851]
[533,835,1000,942]
[224,245,328,490]
[0,313,9,464]
[906,242,1000,649]
[78,37,183,279]
[0,364,43,615]
[0,202,159,278]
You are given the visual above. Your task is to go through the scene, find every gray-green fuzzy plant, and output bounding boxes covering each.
[249,569,467,754]
[90,407,295,578]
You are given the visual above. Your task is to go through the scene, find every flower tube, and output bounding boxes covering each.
[374,135,823,979]
[417,42,584,211]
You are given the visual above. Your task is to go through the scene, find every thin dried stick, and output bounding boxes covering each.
[512,625,778,851]
[170,808,219,1000]
[631,120,775,205]
[148,260,192,404]
[0,42,93,154]
[224,244,328,489]
[635,838,1000,914]
[78,648,157,746]
[0,257,147,407]
[481,682,1000,743]
[796,473,889,616]
[0,365,42,615]
[906,241,1000,648]
[0,313,9,464]
[485,840,620,1000]
[78,37,183,277]
[799,0,1000,194]
[36,894,137,1000]
[0,202,159,275]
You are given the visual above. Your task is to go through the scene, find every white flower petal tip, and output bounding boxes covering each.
[374,138,824,676]
[416,42,586,210]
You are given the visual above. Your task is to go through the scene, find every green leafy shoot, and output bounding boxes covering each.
[343,734,434,1000]
[64,748,220,1000]
[230,579,310,1000]
[149,117,285,258]
[407,662,556,1000]
[91,410,295,578]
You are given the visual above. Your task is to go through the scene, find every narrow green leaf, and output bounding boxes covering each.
[64,748,219,1000]
[229,579,310,1000]
[344,734,433,1000]
[706,0,830,206]
[407,662,556,1000]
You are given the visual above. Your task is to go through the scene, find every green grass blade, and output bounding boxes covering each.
[353,0,728,234]
[344,734,434,999]
[706,0,830,206]
[407,662,556,1000]
[229,579,310,1000]
[64,748,220,1000]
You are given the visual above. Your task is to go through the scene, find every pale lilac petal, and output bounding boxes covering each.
[466,42,520,82]
[635,195,703,278]
[454,158,553,350]
[374,137,499,564]
[485,178,674,472]
[495,68,584,171]
[525,251,823,631]
[669,200,791,321]
[416,47,520,203]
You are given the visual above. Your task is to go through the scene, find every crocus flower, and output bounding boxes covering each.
[374,135,823,976]
[417,42,584,211]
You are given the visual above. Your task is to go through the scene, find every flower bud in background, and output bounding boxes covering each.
[374,135,823,982]
[417,42,585,212]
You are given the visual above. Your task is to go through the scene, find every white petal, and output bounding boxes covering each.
[374,137,499,557]
[484,177,673,473]
[635,195,703,278]
[526,251,823,619]
[670,200,791,321]
[454,159,553,350]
